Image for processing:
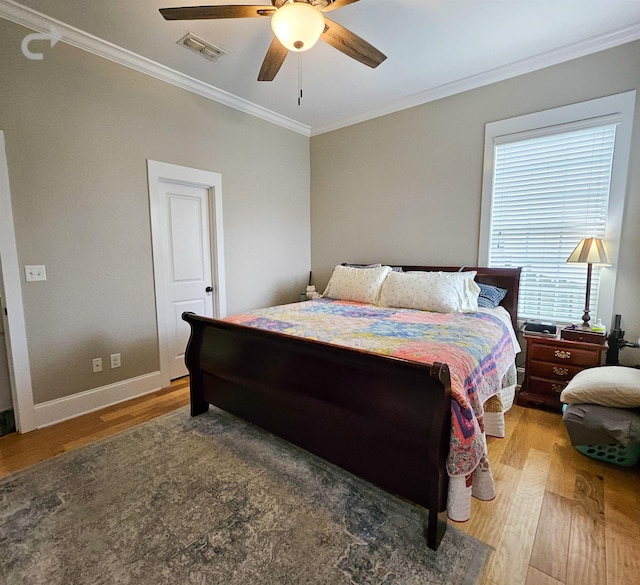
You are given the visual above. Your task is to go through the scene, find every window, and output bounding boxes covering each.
[491,124,615,322]
[479,91,636,327]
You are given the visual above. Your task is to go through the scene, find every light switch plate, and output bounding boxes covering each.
[24,265,47,282]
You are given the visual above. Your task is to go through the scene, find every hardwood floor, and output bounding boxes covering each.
[0,377,190,478]
[467,405,640,585]
[0,380,637,585]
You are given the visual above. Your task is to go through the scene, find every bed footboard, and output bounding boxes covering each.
[182,312,452,550]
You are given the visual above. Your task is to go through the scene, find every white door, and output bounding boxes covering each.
[148,161,226,387]
[160,183,214,380]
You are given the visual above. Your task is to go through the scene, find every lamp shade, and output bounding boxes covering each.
[271,2,325,52]
[566,237,611,265]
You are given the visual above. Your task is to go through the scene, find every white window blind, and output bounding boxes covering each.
[489,123,616,323]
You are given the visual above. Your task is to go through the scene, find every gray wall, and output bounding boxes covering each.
[0,19,311,404]
[2,14,639,410]
[311,40,640,365]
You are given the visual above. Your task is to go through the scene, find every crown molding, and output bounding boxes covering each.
[2,0,638,138]
[310,21,640,136]
[0,0,311,137]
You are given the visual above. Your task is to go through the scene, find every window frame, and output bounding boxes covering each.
[479,91,636,328]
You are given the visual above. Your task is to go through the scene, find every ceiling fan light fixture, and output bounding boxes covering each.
[271,2,325,52]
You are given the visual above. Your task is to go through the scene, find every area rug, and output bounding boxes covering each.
[0,407,491,585]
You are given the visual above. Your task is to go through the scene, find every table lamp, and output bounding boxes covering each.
[566,237,611,326]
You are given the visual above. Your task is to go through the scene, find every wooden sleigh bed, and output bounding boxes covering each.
[182,265,521,551]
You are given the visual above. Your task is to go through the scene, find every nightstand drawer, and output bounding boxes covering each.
[528,360,582,381]
[528,344,599,367]
[527,376,567,398]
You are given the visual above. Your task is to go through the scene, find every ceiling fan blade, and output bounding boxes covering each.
[321,19,386,69]
[319,0,360,13]
[258,37,288,81]
[160,5,275,20]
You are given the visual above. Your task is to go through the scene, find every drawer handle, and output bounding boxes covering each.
[553,366,569,376]
[552,384,565,393]
[554,350,571,359]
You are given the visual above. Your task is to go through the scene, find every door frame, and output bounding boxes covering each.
[147,160,226,388]
[0,131,36,432]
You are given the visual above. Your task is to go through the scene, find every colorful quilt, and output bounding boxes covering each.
[225,298,516,477]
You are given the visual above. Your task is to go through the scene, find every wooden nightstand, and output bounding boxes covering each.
[518,333,608,411]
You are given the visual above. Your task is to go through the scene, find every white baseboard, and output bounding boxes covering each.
[33,371,164,429]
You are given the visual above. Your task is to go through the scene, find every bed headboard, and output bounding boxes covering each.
[400,266,521,331]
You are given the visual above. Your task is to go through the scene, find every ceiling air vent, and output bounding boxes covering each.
[178,32,226,62]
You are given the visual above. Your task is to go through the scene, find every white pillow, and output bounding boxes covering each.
[378,270,480,313]
[323,264,391,304]
[560,366,640,408]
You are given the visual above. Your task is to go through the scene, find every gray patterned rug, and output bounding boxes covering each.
[0,407,491,585]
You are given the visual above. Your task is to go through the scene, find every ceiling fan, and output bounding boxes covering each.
[159,0,387,81]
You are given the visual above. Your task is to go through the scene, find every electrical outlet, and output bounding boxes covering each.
[110,353,121,368]
[24,265,47,282]
[92,358,102,373]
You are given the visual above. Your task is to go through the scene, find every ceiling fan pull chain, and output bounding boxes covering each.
[297,51,303,106]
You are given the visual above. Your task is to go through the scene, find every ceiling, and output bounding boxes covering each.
[4,0,640,134]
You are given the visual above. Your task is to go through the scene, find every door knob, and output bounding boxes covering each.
[205,286,213,293]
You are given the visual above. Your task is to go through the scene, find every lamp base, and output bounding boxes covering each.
[581,262,593,327]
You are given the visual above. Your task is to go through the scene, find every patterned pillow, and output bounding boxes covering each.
[323,265,392,304]
[477,283,508,309]
[378,271,479,313]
